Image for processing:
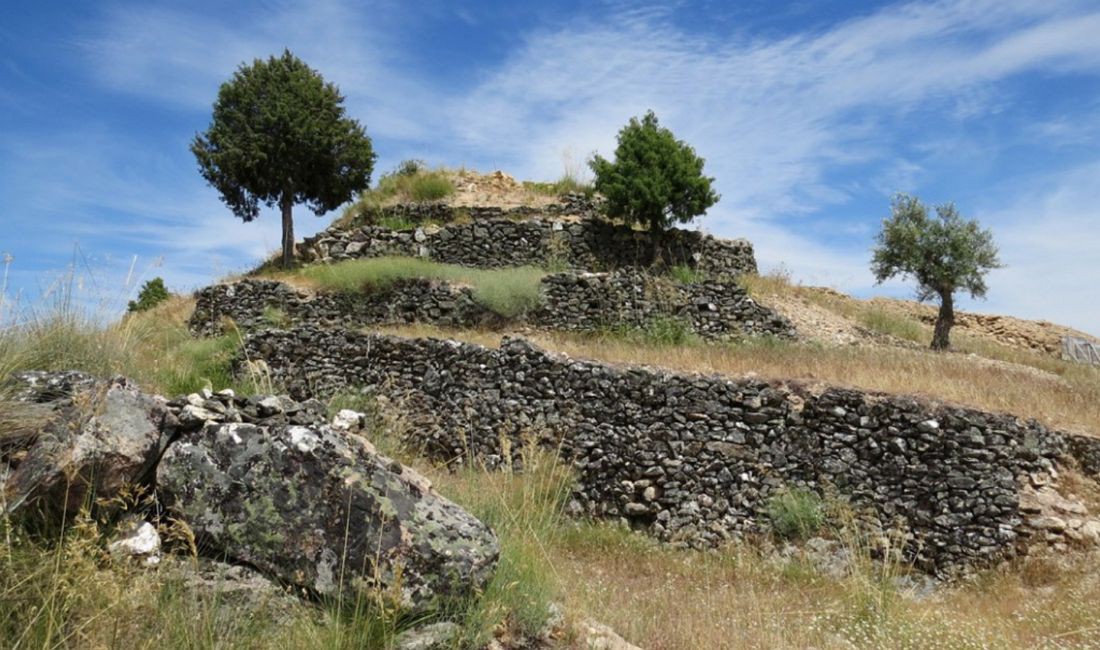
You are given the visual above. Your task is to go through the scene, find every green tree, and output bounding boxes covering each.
[191,50,376,268]
[871,194,1003,350]
[589,111,719,264]
[127,277,170,313]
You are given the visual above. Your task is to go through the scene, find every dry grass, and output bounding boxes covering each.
[374,323,1100,436]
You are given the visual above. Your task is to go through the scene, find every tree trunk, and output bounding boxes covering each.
[650,219,663,268]
[280,196,295,269]
[931,290,954,351]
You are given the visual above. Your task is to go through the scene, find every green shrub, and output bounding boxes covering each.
[127,278,170,312]
[766,487,825,540]
[407,173,454,202]
[261,306,289,329]
[395,159,426,176]
[642,315,696,346]
[668,265,704,284]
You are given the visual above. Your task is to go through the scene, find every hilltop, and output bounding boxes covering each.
[4,166,1100,649]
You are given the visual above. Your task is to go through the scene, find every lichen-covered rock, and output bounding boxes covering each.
[3,373,171,520]
[156,421,499,612]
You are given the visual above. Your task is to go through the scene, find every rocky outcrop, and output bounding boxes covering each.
[2,373,500,613]
[189,273,795,340]
[241,326,1099,574]
[158,420,499,611]
[299,216,758,277]
[3,372,171,521]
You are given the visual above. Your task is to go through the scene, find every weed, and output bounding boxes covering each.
[668,264,704,284]
[766,487,825,540]
[261,305,289,329]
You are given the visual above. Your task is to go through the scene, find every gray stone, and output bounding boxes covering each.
[157,421,499,612]
[3,375,170,520]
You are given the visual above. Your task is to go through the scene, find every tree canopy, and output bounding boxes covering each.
[191,50,376,267]
[589,111,719,261]
[871,193,1002,349]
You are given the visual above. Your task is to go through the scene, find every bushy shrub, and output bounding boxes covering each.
[127,278,170,313]
[642,315,695,346]
[408,173,455,201]
[668,265,704,284]
[766,487,825,540]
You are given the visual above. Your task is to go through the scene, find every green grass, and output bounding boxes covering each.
[765,487,826,541]
[340,166,457,227]
[283,257,546,319]
[856,307,927,344]
[428,447,574,647]
[668,264,705,284]
[522,173,593,198]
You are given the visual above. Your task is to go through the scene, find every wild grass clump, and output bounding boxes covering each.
[595,315,699,348]
[523,173,593,198]
[668,264,704,284]
[427,446,574,646]
[340,163,456,227]
[281,257,545,319]
[765,487,825,540]
[856,307,926,343]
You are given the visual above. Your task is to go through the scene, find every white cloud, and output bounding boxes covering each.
[974,162,1100,334]
[52,0,1100,333]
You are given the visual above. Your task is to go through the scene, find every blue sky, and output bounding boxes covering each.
[2,0,1099,333]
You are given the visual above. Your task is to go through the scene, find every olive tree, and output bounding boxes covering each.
[589,111,719,264]
[871,194,1002,350]
[191,50,376,268]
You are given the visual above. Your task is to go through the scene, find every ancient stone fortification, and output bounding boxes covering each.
[533,272,794,338]
[299,216,758,277]
[240,326,1093,574]
[188,275,796,340]
[351,192,598,225]
[189,278,493,337]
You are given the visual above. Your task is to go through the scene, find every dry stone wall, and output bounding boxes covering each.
[240,326,1089,574]
[352,192,599,226]
[534,272,795,338]
[189,275,795,340]
[299,216,758,277]
[188,278,496,337]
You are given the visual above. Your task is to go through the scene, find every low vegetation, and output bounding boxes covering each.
[766,488,826,541]
[274,256,546,319]
[3,285,1100,648]
[340,162,457,227]
[521,172,592,198]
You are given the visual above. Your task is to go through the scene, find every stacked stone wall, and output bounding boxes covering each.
[300,217,758,277]
[189,275,795,340]
[240,326,1089,574]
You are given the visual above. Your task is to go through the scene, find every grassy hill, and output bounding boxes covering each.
[4,174,1100,649]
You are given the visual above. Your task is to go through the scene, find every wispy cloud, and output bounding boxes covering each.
[15,0,1099,333]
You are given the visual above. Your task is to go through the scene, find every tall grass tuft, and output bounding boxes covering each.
[428,445,574,646]
[281,256,546,319]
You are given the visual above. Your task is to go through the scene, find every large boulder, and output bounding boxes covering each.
[3,372,171,520]
[157,421,499,613]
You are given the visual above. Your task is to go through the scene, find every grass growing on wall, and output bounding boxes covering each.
[339,164,457,227]
[280,256,546,319]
